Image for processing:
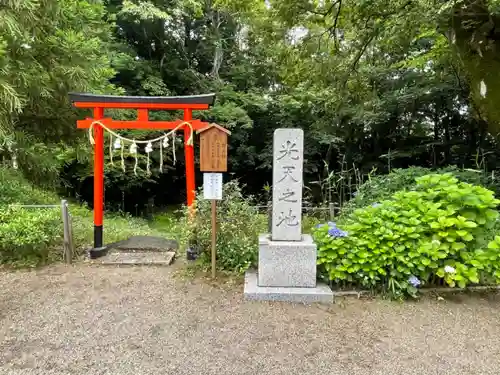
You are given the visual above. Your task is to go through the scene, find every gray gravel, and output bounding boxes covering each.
[1,264,500,375]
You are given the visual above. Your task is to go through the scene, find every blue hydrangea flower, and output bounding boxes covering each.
[328,227,348,238]
[317,222,346,237]
[408,275,421,287]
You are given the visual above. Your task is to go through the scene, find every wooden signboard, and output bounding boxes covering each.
[198,123,231,172]
[197,123,230,278]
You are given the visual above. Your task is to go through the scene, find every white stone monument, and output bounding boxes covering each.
[272,129,303,241]
[244,129,333,303]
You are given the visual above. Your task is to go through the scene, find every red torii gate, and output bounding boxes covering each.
[70,92,215,257]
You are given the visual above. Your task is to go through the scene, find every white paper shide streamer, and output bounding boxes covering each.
[92,120,192,177]
[480,80,487,98]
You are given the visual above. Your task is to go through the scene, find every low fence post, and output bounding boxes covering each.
[329,202,335,221]
[61,200,72,264]
[68,211,75,262]
[267,200,272,233]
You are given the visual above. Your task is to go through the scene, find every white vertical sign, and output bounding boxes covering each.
[203,173,223,200]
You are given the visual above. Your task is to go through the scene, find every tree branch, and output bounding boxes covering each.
[302,1,341,17]
[302,1,343,53]
[343,34,376,88]
[331,0,342,50]
[342,1,414,83]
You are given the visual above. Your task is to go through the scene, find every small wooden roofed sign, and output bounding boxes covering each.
[197,123,231,172]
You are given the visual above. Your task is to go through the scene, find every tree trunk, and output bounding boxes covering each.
[443,116,451,164]
[451,0,500,136]
[210,11,224,79]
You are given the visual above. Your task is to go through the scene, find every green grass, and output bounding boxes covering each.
[149,209,183,233]
[70,205,170,251]
[0,166,184,265]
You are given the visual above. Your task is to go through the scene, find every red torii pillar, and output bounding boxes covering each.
[70,93,215,257]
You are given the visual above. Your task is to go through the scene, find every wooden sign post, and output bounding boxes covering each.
[198,124,231,278]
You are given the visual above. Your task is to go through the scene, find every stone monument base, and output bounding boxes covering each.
[243,233,334,304]
[244,271,333,304]
[258,233,317,287]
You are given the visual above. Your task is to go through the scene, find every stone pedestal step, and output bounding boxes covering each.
[243,271,333,304]
[98,251,176,266]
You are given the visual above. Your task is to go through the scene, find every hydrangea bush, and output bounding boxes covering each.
[314,173,500,298]
[341,166,500,216]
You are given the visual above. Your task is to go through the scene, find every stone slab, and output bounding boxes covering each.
[112,236,179,253]
[272,128,304,241]
[244,271,333,304]
[99,251,176,266]
[258,233,317,287]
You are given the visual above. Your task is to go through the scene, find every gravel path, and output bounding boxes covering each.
[1,264,500,375]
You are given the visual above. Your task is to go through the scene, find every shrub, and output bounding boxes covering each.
[0,167,61,267]
[314,173,500,298]
[342,166,499,215]
[0,167,165,266]
[302,215,323,234]
[181,180,266,273]
[0,206,63,267]
[0,166,58,205]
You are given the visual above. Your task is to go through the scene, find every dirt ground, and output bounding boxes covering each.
[1,264,500,375]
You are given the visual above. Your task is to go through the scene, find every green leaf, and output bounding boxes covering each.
[468,274,479,283]
[436,251,448,259]
[407,285,418,297]
[488,241,500,249]
[452,242,466,250]
[470,259,480,266]
[463,221,478,228]
[430,221,440,229]
[463,233,474,242]
[485,209,499,220]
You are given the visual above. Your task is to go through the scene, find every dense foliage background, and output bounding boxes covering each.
[2,0,500,213]
[3,0,500,298]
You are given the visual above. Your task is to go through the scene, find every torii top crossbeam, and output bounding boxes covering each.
[70,92,215,257]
